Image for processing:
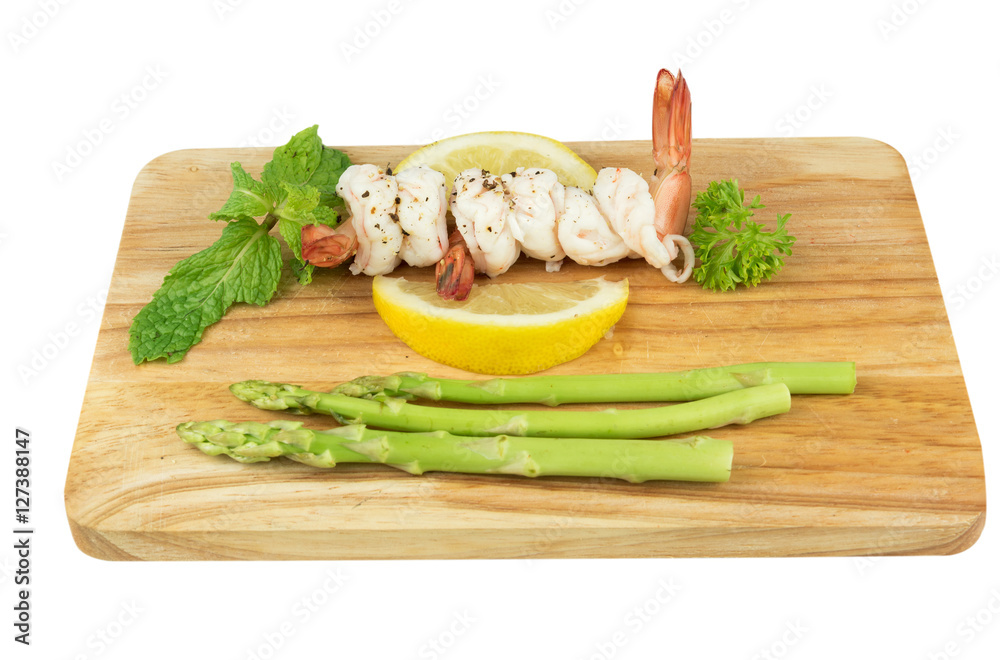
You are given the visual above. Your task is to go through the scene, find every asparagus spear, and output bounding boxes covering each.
[333,362,856,406]
[230,379,791,438]
[177,419,734,483]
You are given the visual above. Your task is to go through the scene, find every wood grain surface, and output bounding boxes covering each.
[64,138,986,560]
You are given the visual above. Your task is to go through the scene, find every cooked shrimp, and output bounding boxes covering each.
[395,165,449,268]
[321,68,695,295]
[336,164,403,276]
[557,186,631,267]
[592,166,694,282]
[502,167,566,272]
[592,166,656,261]
[450,168,520,278]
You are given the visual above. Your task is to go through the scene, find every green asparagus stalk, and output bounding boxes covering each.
[229,379,791,438]
[177,419,734,483]
[333,362,856,406]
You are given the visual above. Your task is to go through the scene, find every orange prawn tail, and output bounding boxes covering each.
[652,69,692,237]
[302,221,358,267]
[435,230,475,301]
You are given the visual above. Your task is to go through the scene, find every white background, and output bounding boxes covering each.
[2,0,998,658]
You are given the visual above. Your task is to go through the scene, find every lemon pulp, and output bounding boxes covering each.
[396,131,598,192]
[372,276,628,375]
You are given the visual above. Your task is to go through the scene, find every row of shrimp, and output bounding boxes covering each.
[301,69,693,301]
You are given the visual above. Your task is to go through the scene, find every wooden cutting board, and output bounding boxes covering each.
[64,138,986,560]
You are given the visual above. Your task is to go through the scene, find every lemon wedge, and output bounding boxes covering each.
[372,276,628,375]
[396,131,598,192]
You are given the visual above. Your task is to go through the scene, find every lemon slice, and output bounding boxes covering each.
[372,276,628,375]
[396,131,598,192]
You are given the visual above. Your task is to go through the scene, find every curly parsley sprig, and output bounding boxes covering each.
[688,179,796,292]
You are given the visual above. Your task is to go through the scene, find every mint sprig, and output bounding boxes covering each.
[128,125,352,364]
[128,218,282,363]
[262,124,351,210]
[208,163,271,221]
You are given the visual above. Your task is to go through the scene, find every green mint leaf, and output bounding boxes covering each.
[311,146,352,208]
[277,216,311,282]
[208,163,273,221]
[310,205,341,226]
[275,183,320,272]
[277,182,321,225]
[262,125,324,205]
[261,125,351,210]
[289,258,314,286]
[128,217,282,364]
[274,183,346,286]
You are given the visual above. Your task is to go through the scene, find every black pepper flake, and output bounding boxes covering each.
[386,164,393,175]
[362,190,370,198]
[389,212,400,222]
[395,197,401,205]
